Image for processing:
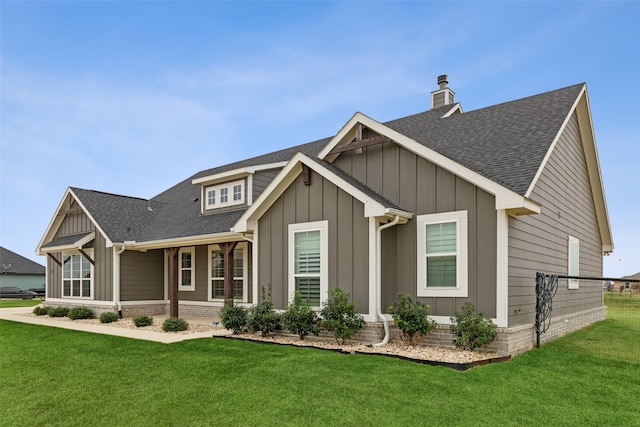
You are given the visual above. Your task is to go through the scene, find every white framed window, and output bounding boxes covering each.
[288,221,328,308]
[179,247,195,291]
[205,180,244,209]
[417,211,468,297]
[62,251,93,298]
[568,236,579,289]
[208,243,247,301]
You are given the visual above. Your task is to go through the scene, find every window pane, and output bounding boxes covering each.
[81,256,90,273]
[295,277,320,306]
[72,255,80,277]
[207,189,215,205]
[233,248,243,277]
[294,231,321,274]
[233,279,243,299]
[63,280,71,296]
[220,188,228,203]
[181,252,192,268]
[426,256,457,287]
[82,280,91,297]
[212,279,224,299]
[63,256,71,278]
[233,184,242,201]
[181,270,192,287]
[426,222,456,254]
[72,280,81,296]
[211,250,224,278]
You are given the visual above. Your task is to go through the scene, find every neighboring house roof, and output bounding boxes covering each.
[0,247,45,275]
[36,82,613,253]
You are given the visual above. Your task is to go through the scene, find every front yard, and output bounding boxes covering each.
[0,295,638,426]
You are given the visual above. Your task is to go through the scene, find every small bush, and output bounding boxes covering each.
[247,286,281,337]
[33,306,49,316]
[220,299,248,334]
[162,317,189,332]
[320,288,365,345]
[48,306,69,318]
[283,291,321,340]
[449,302,498,351]
[388,293,436,346]
[99,311,119,324]
[133,315,153,327]
[68,306,95,320]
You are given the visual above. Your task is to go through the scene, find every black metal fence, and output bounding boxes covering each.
[535,273,640,348]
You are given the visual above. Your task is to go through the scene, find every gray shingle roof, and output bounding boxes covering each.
[65,83,584,245]
[41,232,94,249]
[0,247,45,275]
[385,83,584,195]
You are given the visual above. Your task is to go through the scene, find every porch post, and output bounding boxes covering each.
[166,248,179,318]
[223,242,238,300]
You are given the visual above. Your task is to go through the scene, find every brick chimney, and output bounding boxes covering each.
[430,74,455,109]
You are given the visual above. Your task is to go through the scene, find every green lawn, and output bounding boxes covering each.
[0,297,638,427]
[0,299,43,308]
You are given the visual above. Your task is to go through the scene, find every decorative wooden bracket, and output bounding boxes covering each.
[328,123,392,155]
[78,248,95,265]
[47,253,62,267]
[57,206,83,216]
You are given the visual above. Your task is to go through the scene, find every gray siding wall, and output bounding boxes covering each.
[46,199,113,301]
[258,174,369,312]
[253,169,281,202]
[333,141,497,317]
[121,249,164,301]
[508,112,603,326]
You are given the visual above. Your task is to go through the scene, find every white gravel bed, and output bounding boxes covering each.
[18,312,503,363]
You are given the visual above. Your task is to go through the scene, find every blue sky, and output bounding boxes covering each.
[1,1,638,278]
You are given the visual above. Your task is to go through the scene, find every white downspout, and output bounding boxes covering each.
[374,215,400,346]
[114,244,128,318]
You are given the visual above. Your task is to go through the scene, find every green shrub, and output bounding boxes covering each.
[162,317,189,332]
[133,315,153,327]
[283,291,321,340]
[247,286,281,337]
[68,306,95,320]
[99,311,119,324]
[449,302,498,351]
[320,288,365,345]
[220,299,248,334]
[48,306,69,318]
[388,293,436,346]
[33,306,49,316]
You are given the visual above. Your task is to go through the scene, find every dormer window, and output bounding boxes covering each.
[205,180,245,210]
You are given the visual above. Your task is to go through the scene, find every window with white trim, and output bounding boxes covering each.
[205,180,244,209]
[179,247,195,291]
[209,243,246,301]
[288,221,328,308]
[62,251,93,298]
[568,236,579,289]
[417,211,468,297]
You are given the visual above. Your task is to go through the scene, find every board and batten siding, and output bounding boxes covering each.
[47,203,113,301]
[257,174,369,312]
[120,249,164,301]
[508,112,603,326]
[252,169,281,203]
[333,139,497,318]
